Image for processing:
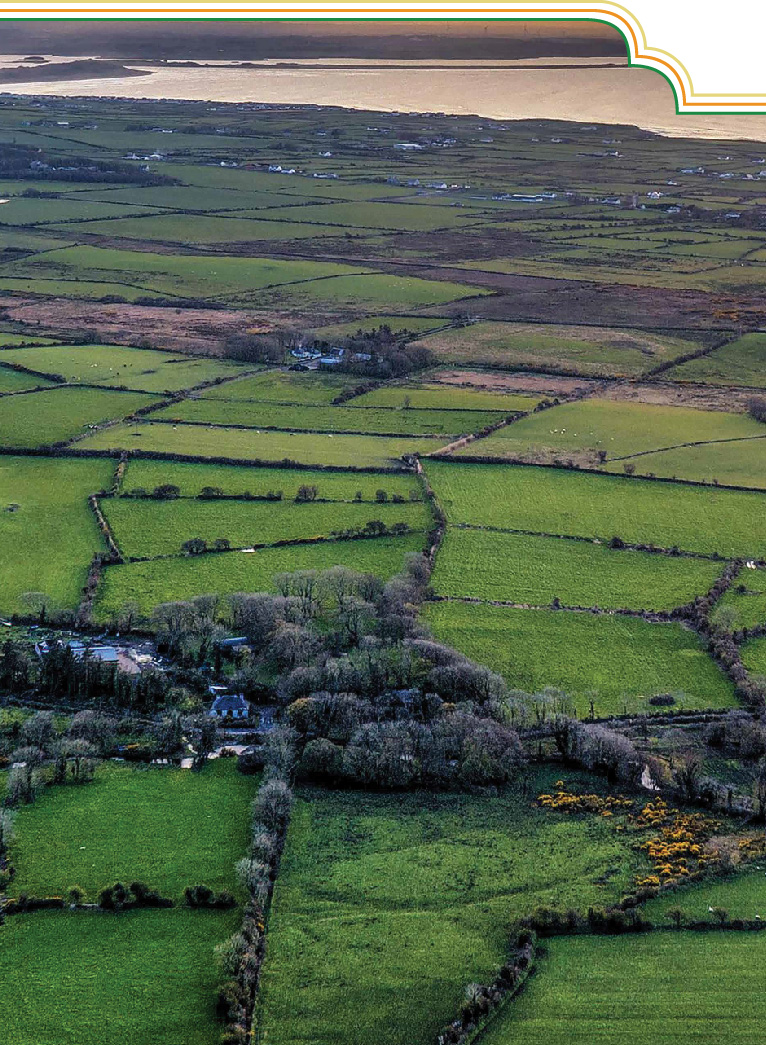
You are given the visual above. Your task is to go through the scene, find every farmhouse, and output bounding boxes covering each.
[209,692,251,720]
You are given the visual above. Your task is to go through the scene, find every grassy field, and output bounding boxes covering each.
[643,866,766,924]
[0,387,156,448]
[10,759,255,899]
[0,196,158,224]
[0,366,55,392]
[422,601,735,716]
[412,322,700,376]
[256,775,647,1045]
[94,533,426,621]
[604,438,766,489]
[244,271,487,311]
[715,566,766,629]
[0,343,251,392]
[156,398,502,436]
[5,244,484,309]
[351,383,540,412]
[5,244,366,299]
[424,461,766,558]
[250,199,481,231]
[742,636,766,677]
[0,456,113,615]
[668,333,766,387]
[103,497,430,559]
[313,316,444,340]
[456,399,764,464]
[0,908,237,1045]
[78,421,443,468]
[479,932,766,1045]
[0,333,56,347]
[431,530,722,610]
[120,458,421,500]
[200,370,358,404]
[58,212,375,243]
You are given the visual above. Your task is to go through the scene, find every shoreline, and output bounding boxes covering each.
[2,90,765,145]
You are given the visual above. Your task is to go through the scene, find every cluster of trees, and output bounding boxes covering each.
[0,143,174,185]
[747,396,766,424]
[329,325,435,379]
[0,708,218,785]
[552,717,641,785]
[3,710,101,807]
[299,712,524,788]
[224,327,303,365]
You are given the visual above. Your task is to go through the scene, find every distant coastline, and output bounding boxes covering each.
[1,55,765,141]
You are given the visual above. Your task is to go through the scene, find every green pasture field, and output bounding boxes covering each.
[644,866,766,924]
[176,164,421,200]
[73,183,325,211]
[120,458,421,500]
[351,382,539,412]
[0,365,55,392]
[0,334,56,347]
[200,370,358,404]
[0,343,252,392]
[56,213,375,243]
[458,399,764,465]
[422,601,735,716]
[4,245,484,309]
[78,421,443,468]
[103,497,430,559]
[0,196,158,225]
[0,456,113,615]
[463,254,766,292]
[251,199,481,231]
[604,437,766,489]
[256,775,647,1045]
[668,333,766,388]
[742,636,766,677]
[5,244,367,299]
[431,529,722,610]
[412,321,701,376]
[155,398,501,436]
[715,566,766,629]
[0,277,156,302]
[313,316,445,340]
[0,908,237,1045]
[0,386,156,447]
[424,461,766,559]
[239,271,487,312]
[479,932,766,1045]
[94,533,426,620]
[10,759,255,899]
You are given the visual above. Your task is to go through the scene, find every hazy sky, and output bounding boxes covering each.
[0,19,626,59]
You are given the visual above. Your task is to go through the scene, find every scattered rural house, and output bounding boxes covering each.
[218,636,248,650]
[209,691,251,720]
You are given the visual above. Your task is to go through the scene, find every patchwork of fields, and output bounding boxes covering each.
[4,94,766,1045]
[257,774,646,1045]
[1,759,250,1045]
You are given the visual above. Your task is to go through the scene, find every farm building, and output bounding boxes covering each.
[209,692,251,720]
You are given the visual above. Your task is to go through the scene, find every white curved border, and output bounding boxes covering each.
[0,1,764,112]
